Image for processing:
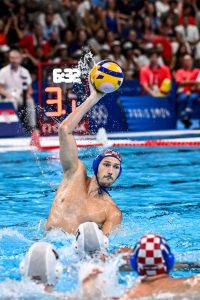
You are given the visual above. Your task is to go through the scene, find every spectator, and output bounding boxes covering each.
[37,3,65,31]
[124,29,139,50]
[161,0,179,27]
[53,44,69,63]
[175,54,200,128]
[16,4,29,30]
[88,27,106,54]
[153,34,173,66]
[94,44,110,63]
[132,48,149,68]
[63,29,75,57]
[105,30,115,48]
[116,1,135,39]
[21,48,40,79]
[117,0,134,18]
[31,22,45,48]
[171,31,191,59]
[83,6,106,35]
[173,43,190,71]
[178,3,197,26]
[105,0,121,34]
[160,16,175,38]
[154,43,165,66]
[122,42,139,79]
[108,40,127,69]
[0,49,38,137]
[29,23,51,61]
[140,49,172,97]
[134,15,144,40]
[143,1,161,31]
[140,16,155,43]
[175,16,199,45]
[6,14,20,46]
[33,45,48,63]
[42,12,60,41]
[62,1,82,32]
[69,28,89,57]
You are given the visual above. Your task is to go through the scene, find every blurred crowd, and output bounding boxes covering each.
[0,0,200,129]
[0,0,199,78]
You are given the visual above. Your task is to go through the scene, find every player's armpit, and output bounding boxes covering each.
[102,209,122,236]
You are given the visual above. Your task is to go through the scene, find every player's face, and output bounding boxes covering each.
[9,51,22,68]
[97,157,120,187]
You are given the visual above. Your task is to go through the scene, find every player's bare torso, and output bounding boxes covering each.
[46,160,120,233]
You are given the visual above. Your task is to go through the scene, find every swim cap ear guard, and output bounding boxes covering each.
[129,243,140,273]
[161,242,175,273]
[19,260,26,275]
[130,235,175,275]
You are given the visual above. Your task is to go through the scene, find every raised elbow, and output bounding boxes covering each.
[58,123,69,136]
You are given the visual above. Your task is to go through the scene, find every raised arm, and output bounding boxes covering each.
[59,82,104,174]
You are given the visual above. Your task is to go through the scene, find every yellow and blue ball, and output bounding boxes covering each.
[90,60,124,93]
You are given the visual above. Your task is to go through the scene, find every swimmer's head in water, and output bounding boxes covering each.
[20,242,63,286]
[130,234,175,276]
[74,222,108,255]
[93,149,122,188]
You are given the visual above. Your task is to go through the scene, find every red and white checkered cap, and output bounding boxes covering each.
[135,234,169,276]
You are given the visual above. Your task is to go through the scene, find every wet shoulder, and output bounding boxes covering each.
[106,194,121,213]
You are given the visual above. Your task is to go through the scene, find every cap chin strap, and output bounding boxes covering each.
[95,174,111,196]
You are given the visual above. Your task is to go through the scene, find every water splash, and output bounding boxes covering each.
[77,254,125,299]
[96,127,108,147]
[0,279,53,300]
[77,50,95,79]
[0,228,29,243]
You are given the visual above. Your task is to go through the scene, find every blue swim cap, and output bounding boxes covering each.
[92,149,122,178]
[130,234,175,276]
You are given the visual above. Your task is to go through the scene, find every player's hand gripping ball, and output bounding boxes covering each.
[90,60,124,93]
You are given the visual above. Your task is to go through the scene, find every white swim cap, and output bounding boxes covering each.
[20,242,63,286]
[74,222,109,254]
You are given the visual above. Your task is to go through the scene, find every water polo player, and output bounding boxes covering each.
[121,234,200,299]
[20,242,63,292]
[46,79,122,235]
[74,222,109,255]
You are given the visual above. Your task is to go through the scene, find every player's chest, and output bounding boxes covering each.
[83,197,108,221]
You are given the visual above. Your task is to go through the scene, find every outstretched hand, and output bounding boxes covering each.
[88,75,105,100]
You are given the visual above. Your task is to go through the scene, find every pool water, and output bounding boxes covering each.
[0,147,200,298]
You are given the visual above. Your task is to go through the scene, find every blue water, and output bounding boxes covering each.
[1,147,200,297]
